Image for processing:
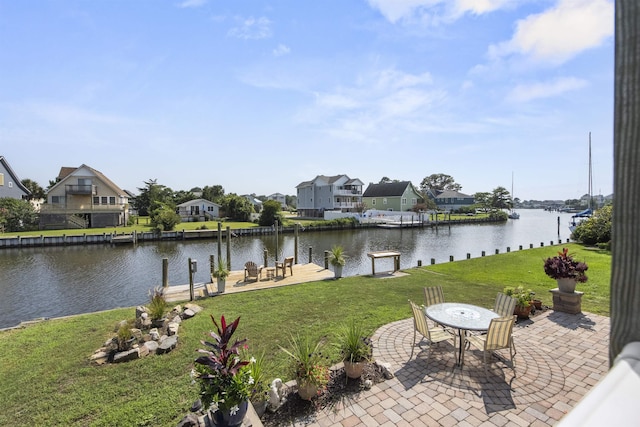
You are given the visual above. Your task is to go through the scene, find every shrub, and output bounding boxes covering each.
[572,205,612,245]
[147,287,168,320]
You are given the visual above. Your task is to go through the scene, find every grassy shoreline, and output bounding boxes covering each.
[0,244,609,426]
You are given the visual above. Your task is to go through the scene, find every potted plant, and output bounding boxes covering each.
[504,285,534,319]
[334,319,373,379]
[192,314,253,427]
[543,247,589,293]
[147,287,168,327]
[243,350,270,417]
[329,245,346,279]
[215,258,230,293]
[280,334,330,400]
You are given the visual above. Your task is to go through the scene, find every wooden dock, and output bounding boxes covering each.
[163,262,335,303]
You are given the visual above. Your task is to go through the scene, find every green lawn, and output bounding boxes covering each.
[0,243,609,426]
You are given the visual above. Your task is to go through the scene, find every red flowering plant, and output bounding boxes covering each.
[543,248,589,283]
[192,315,253,416]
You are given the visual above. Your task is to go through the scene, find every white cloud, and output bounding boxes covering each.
[507,77,588,102]
[273,44,291,57]
[227,16,272,40]
[489,0,613,65]
[176,0,207,9]
[366,0,513,24]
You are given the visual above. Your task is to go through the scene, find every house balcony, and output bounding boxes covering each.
[65,185,97,195]
[334,189,362,196]
[40,203,127,214]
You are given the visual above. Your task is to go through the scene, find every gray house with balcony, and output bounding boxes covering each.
[0,156,31,200]
[40,164,129,229]
[296,175,364,217]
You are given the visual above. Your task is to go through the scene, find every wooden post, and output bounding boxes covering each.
[162,258,169,288]
[431,258,435,265]
[188,257,194,302]
[467,253,471,259]
[226,226,231,270]
[263,249,268,267]
[210,255,215,283]
[495,249,500,254]
[308,247,312,264]
[324,250,329,270]
[481,251,486,257]
[294,223,299,264]
[217,222,222,262]
[449,255,454,262]
[275,220,279,263]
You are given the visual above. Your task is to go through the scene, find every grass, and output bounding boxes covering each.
[0,243,609,426]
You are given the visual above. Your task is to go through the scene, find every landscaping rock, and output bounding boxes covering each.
[168,322,180,336]
[149,328,160,341]
[157,335,178,354]
[113,348,140,363]
[90,351,109,365]
[143,340,159,354]
[182,308,196,319]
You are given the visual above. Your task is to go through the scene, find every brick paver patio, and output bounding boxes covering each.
[302,309,610,426]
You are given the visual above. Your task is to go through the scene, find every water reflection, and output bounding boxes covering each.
[0,209,573,328]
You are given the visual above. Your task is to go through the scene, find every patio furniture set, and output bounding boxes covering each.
[243,256,294,283]
[409,286,518,376]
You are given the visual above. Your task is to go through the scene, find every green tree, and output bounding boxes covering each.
[172,190,196,205]
[0,198,38,232]
[490,186,512,209]
[21,179,45,199]
[149,202,181,232]
[572,205,612,245]
[258,200,282,226]
[223,194,253,221]
[420,173,462,193]
[202,185,225,203]
[473,192,491,212]
[134,179,173,216]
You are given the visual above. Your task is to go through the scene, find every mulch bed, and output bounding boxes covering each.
[261,363,387,427]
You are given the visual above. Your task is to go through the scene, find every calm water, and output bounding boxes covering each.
[0,209,573,328]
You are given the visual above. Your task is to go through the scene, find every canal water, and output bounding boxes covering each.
[0,209,574,329]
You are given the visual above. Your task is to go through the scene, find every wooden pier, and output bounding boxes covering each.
[163,262,335,302]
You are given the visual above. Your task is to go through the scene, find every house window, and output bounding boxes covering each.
[412,198,417,205]
[372,199,376,205]
[0,173,3,185]
[402,198,407,205]
[383,198,387,205]
[101,196,108,204]
[52,196,64,204]
[109,197,116,205]
[93,197,100,204]
[8,181,12,188]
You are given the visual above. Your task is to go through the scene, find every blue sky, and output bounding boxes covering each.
[0,0,614,201]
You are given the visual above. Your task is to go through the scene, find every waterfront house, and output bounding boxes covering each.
[296,174,364,217]
[429,189,475,212]
[40,164,129,229]
[0,156,31,200]
[177,198,221,222]
[362,181,423,212]
[267,192,287,210]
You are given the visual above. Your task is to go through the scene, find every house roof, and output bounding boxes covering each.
[176,198,221,207]
[48,164,126,195]
[435,190,473,199]
[296,174,362,188]
[362,181,414,197]
[0,156,31,195]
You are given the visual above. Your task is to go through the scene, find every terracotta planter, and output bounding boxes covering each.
[557,278,577,293]
[297,381,319,401]
[344,360,366,379]
[532,299,543,310]
[514,304,532,319]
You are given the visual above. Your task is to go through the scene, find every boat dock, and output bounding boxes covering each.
[163,262,335,302]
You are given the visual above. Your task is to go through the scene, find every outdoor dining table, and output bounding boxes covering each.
[424,302,499,366]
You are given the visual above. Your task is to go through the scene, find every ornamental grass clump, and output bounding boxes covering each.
[335,319,372,363]
[280,334,330,390]
[543,247,589,283]
[192,315,254,416]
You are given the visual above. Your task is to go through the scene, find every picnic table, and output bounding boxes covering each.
[367,250,401,275]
